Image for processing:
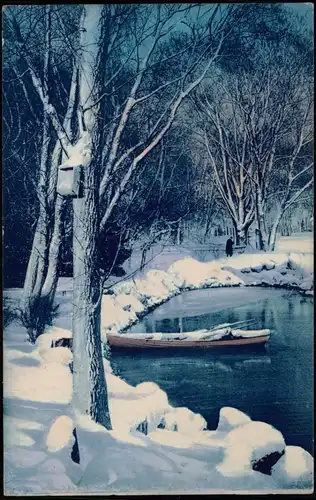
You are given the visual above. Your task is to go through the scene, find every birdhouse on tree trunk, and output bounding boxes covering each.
[57,164,84,198]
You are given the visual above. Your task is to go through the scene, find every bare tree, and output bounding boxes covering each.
[4,3,246,437]
[191,80,255,245]
[5,5,80,338]
[190,18,313,249]
[233,40,313,250]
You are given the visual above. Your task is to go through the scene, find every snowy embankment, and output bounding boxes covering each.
[4,324,313,494]
[100,251,313,338]
[4,250,313,494]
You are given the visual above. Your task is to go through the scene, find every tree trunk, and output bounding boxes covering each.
[41,195,66,304]
[72,4,111,429]
[176,222,182,246]
[20,113,50,339]
[233,221,246,246]
[72,157,111,428]
[268,219,281,252]
[255,185,269,251]
[20,216,48,332]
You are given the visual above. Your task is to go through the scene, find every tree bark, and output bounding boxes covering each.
[255,185,269,251]
[72,156,111,428]
[234,223,246,246]
[268,216,282,252]
[20,112,50,339]
[72,4,111,429]
[41,195,66,304]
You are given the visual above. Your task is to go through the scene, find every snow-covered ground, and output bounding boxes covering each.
[3,323,314,495]
[3,233,314,494]
[105,231,313,287]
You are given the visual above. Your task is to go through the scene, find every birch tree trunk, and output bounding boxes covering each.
[268,215,282,252]
[41,195,66,303]
[20,112,50,341]
[71,4,111,429]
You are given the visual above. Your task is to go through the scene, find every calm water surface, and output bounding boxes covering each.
[110,287,314,454]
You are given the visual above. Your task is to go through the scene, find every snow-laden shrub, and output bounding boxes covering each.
[286,253,303,271]
[20,295,60,343]
[276,265,288,276]
[3,298,19,328]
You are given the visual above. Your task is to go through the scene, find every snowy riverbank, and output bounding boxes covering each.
[3,247,313,494]
[99,251,313,339]
[4,322,314,495]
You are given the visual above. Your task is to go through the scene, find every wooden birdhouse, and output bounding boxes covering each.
[57,164,84,198]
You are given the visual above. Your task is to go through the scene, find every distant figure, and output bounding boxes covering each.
[226,237,234,257]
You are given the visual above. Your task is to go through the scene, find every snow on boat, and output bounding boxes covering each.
[107,328,271,349]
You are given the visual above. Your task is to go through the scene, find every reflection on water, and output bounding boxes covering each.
[111,288,313,455]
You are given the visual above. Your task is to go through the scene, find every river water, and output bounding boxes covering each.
[110,287,314,454]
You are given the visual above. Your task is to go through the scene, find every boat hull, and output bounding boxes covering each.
[107,334,270,349]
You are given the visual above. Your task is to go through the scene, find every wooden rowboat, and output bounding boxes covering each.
[107,329,270,349]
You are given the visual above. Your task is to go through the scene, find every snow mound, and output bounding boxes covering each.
[46,416,73,452]
[132,276,172,306]
[168,258,208,288]
[240,267,251,273]
[216,407,252,432]
[146,269,181,294]
[40,346,73,365]
[112,280,138,296]
[263,262,275,271]
[101,295,137,336]
[107,374,170,434]
[115,294,145,315]
[300,279,313,291]
[251,264,264,273]
[271,446,313,489]
[147,428,198,448]
[217,422,285,477]
[4,416,43,447]
[162,407,207,433]
[36,326,72,356]
[4,358,72,404]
